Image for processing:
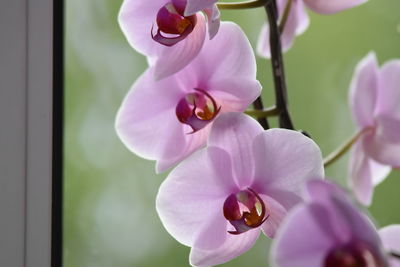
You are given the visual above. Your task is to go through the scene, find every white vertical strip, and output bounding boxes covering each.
[0,0,28,266]
[25,0,53,266]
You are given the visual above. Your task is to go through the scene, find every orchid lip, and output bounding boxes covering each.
[175,88,221,133]
[324,241,385,267]
[151,1,197,47]
[223,188,268,235]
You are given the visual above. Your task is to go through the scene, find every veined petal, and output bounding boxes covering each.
[156,147,237,249]
[115,68,186,165]
[349,52,379,128]
[260,195,287,238]
[189,229,260,267]
[376,59,400,120]
[204,5,220,39]
[154,13,207,80]
[118,0,169,56]
[252,129,324,196]
[180,22,258,84]
[185,0,218,16]
[271,203,334,267]
[379,225,400,267]
[208,113,264,189]
[363,115,400,168]
[304,0,367,14]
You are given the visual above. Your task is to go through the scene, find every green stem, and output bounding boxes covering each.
[245,106,280,117]
[217,0,270,9]
[323,128,371,167]
[278,0,293,33]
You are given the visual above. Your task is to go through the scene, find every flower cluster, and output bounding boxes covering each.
[115,0,400,266]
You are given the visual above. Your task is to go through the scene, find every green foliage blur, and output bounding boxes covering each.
[64,0,400,266]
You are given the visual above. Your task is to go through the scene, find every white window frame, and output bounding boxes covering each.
[0,0,58,266]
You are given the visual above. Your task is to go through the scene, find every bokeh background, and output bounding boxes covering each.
[64,0,400,266]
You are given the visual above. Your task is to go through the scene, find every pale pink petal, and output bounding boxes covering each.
[204,5,220,39]
[181,22,257,83]
[207,78,262,112]
[379,225,400,267]
[154,13,207,80]
[115,69,184,163]
[118,0,168,56]
[185,0,218,16]
[257,0,309,58]
[349,52,379,128]
[156,146,238,249]
[252,129,324,196]
[280,0,310,54]
[376,59,400,120]
[364,115,400,167]
[271,203,334,267]
[189,229,260,267]
[208,113,264,188]
[304,0,367,14]
[260,195,287,238]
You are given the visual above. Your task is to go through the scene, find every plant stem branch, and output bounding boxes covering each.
[323,128,372,167]
[264,0,294,129]
[218,0,270,10]
[390,252,400,260]
[278,0,293,33]
[252,97,270,129]
[245,106,280,117]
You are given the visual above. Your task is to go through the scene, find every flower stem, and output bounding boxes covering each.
[245,106,280,117]
[323,128,371,168]
[278,0,293,33]
[252,97,270,129]
[218,0,270,10]
[264,0,295,129]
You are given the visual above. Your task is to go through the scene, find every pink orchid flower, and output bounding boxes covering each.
[119,0,220,80]
[156,113,324,266]
[379,225,400,267]
[271,180,389,267]
[257,0,367,58]
[348,52,400,206]
[115,23,261,173]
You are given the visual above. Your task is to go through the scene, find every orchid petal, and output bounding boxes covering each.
[376,59,400,120]
[260,195,287,238]
[364,115,400,168]
[208,113,264,188]
[190,229,260,267]
[271,203,334,267]
[185,0,218,16]
[156,146,238,249]
[154,13,207,80]
[204,5,220,39]
[181,22,257,83]
[379,225,400,267]
[349,52,379,128]
[252,129,324,196]
[304,0,367,14]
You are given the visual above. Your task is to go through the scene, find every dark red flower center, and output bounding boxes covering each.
[325,242,385,267]
[152,0,197,46]
[175,88,220,133]
[223,188,268,235]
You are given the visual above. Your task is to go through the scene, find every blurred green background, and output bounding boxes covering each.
[64,0,400,266]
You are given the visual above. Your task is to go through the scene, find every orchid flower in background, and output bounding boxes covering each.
[156,113,324,266]
[271,179,395,267]
[379,225,400,267]
[348,52,400,206]
[119,0,220,80]
[115,23,261,173]
[257,0,367,58]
